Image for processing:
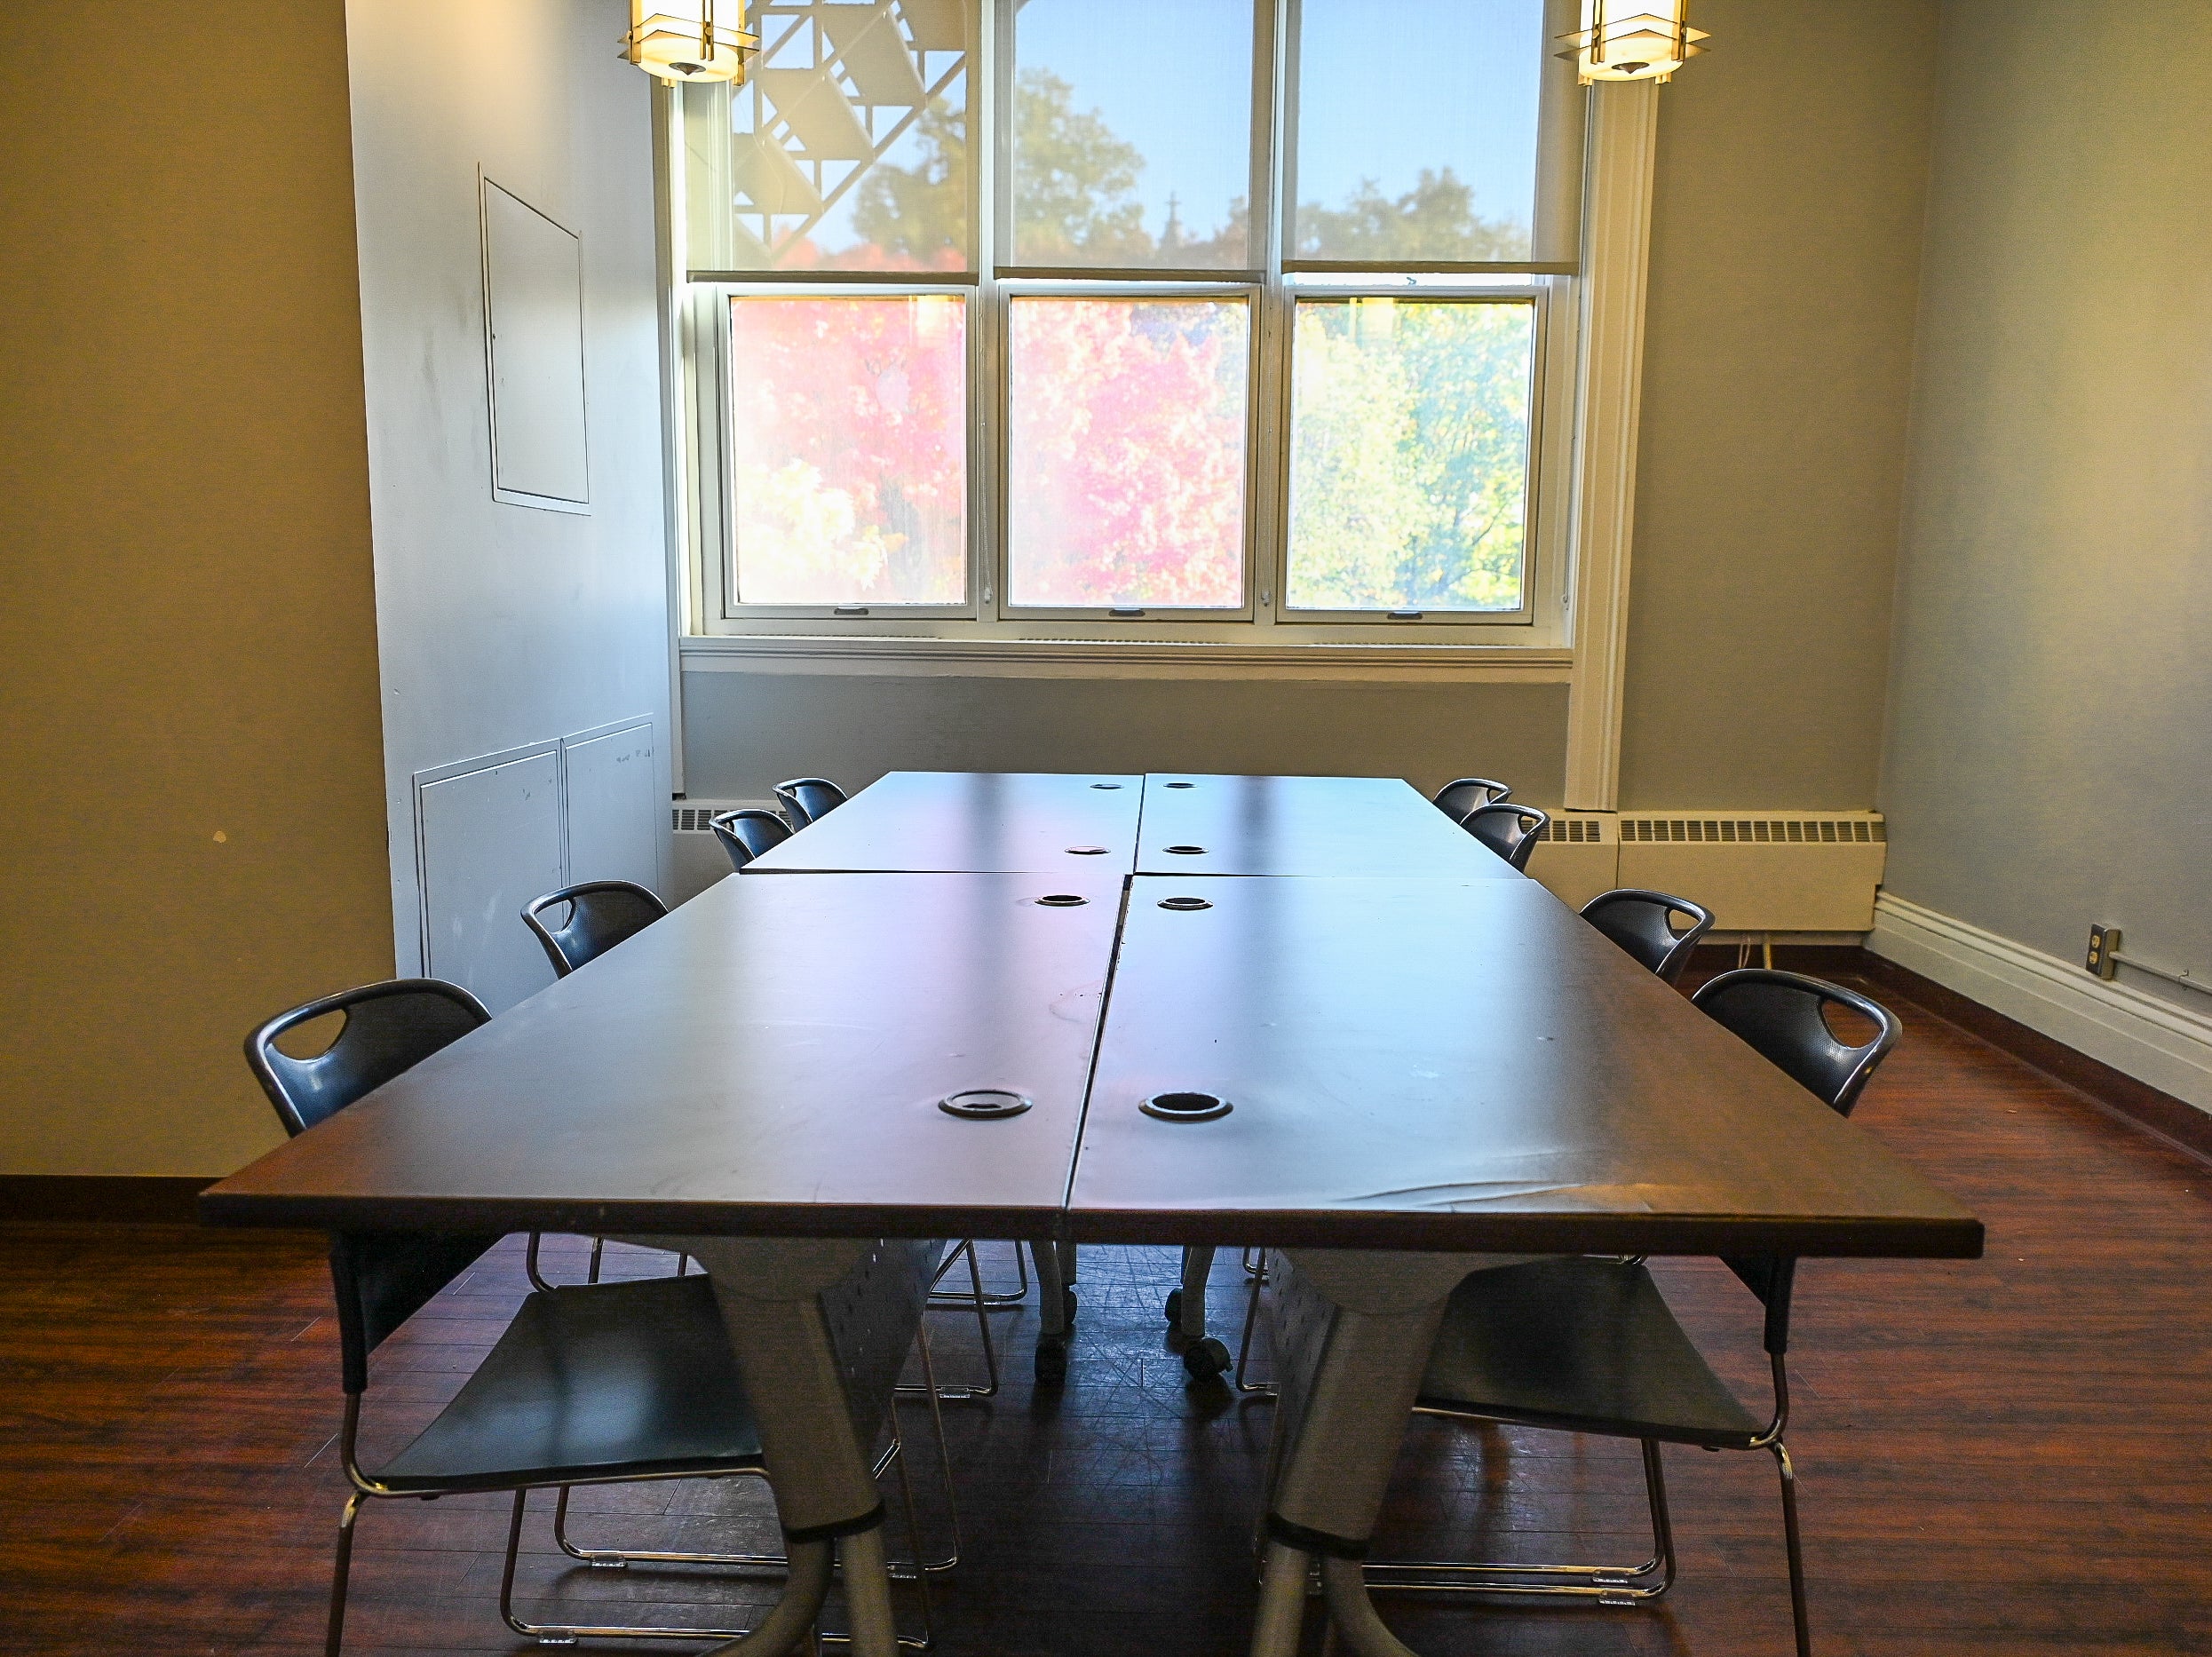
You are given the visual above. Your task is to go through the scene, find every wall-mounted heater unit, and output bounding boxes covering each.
[1526,811,1888,937]
[1526,811,1621,911]
[669,799,766,904]
[1616,812,1887,934]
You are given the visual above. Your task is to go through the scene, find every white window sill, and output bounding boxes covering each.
[678,632,1574,683]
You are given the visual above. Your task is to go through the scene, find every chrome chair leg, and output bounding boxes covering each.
[524,1232,557,1293]
[1773,1439,1812,1657]
[1363,1431,1674,1601]
[505,1486,860,1648]
[908,1241,1001,1400]
[904,1319,963,1577]
[545,1328,960,1587]
[526,1231,686,1290]
[325,1490,364,1657]
[927,1238,1029,1306]
[1233,1253,1277,1396]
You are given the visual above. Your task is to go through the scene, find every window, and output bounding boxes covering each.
[679,0,1581,647]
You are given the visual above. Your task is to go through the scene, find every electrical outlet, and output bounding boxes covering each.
[2086,924,2121,979]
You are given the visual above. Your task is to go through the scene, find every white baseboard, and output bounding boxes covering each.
[1868,892,2212,1114]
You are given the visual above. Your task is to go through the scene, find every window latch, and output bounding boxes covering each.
[832,605,869,617]
[1108,607,1146,618]
[1386,609,1423,621]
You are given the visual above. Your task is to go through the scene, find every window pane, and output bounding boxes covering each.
[1292,0,1544,263]
[1010,0,1254,270]
[1286,300,1533,613]
[1007,298,1249,608]
[729,296,967,606]
[687,0,974,273]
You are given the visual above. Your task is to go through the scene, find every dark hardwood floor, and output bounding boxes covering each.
[6,970,2212,1655]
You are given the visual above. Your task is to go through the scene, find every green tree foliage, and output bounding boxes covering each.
[1294,169,1526,263]
[1288,302,1530,612]
[848,99,968,266]
[1007,71,1154,263]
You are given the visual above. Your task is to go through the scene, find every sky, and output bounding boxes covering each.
[1014,0,1545,247]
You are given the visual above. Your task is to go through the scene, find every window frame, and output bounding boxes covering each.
[678,0,1579,652]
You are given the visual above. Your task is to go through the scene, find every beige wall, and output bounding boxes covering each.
[681,2,1940,813]
[1620,0,1938,809]
[0,2,393,1175]
[1880,0,2212,973]
[678,671,1569,805]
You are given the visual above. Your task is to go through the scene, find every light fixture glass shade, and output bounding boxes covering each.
[623,1,760,85]
[1556,1,1709,83]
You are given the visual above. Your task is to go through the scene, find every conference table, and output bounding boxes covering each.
[201,772,1981,1657]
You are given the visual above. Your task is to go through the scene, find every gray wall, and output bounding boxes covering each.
[1619,0,1938,810]
[682,3,1939,813]
[1879,0,2212,979]
[0,0,394,1177]
[348,0,677,1001]
[679,672,1568,804]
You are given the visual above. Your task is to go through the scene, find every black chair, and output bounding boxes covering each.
[774,775,847,828]
[1364,970,1903,1657]
[710,806,792,870]
[521,880,668,977]
[1580,888,1716,986]
[518,882,683,1286]
[1431,776,1513,821]
[247,979,489,1137]
[1460,801,1548,871]
[242,982,810,1656]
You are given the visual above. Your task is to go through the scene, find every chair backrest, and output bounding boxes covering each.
[244,979,490,1138]
[773,776,847,828]
[242,980,502,1393]
[1691,969,1905,1357]
[1461,801,1549,871]
[1580,888,1716,986]
[521,880,668,977]
[1690,969,1901,1120]
[1432,776,1512,821]
[710,806,792,870]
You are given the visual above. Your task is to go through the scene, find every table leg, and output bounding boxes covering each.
[1178,1245,1216,1341]
[1030,1240,1067,1336]
[1247,1249,1542,1657]
[674,1235,936,1657]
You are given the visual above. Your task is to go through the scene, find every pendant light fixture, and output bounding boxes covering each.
[622,1,760,85]
[1557,1,1709,84]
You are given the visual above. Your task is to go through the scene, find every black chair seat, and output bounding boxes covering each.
[1419,1258,1763,1448]
[377,1274,763,1494]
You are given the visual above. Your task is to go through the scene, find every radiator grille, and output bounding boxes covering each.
[673,803,754,833]
[1536,817,1609,844]
[1617,817,1885,844]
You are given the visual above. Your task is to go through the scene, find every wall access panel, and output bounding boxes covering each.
[562,718,662,892]
[481,177,590,511]
[416,744,566,1013]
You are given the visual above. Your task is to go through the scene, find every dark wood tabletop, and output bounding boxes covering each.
[744,771,1144,873]
[1136,773,1518,877]
[202,775,1979,1268]
[1068,876,1983,1259]
[200,872,1123,1239]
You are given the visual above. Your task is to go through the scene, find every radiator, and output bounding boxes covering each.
[1526,811,1887,934]
[668,798,767,904]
